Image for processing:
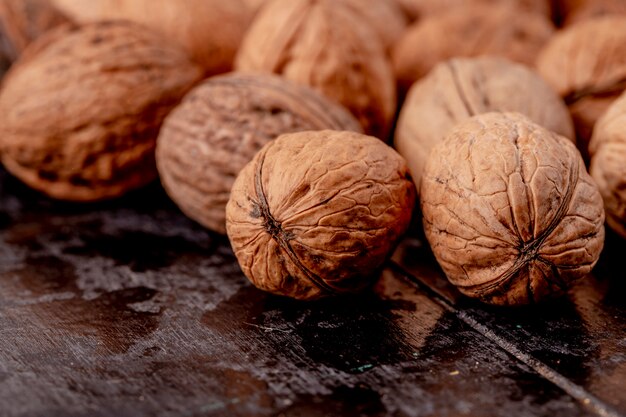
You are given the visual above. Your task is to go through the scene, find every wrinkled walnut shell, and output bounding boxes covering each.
[590,90,626,238]
[52,0,253,75]
[226,130,416,300]
[235,0,396,140]
[421,112,605,306]
[0,21,203,201]
[392,4,554,90]
[536,17,626,158]
[156,73,362,235]
[395,57,574,191]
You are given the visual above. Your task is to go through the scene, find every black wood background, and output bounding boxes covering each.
[1,166,625,417]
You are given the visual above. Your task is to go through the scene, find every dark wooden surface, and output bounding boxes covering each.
[1,166,625,417]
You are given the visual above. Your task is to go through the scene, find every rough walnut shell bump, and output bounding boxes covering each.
[421,112,605,306]
[395,57,574,191]
[392,4,554,90]
[156,73,362,235]
[590,90,626,238]
[226,130,416,300]
[0,21,203,201]
[235,0,396,140]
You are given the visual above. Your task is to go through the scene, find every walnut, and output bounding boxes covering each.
[392,4,554,90]
[536,17,626,159]
[51,0,253,76]
[156,73,362,235]
[0,0,70,75]
[395,57,575,191]
[421,112,605,306]
[235,0,396,140]
[393,0,552,21]
[226,130,416,300]
[561,0,626,26]
[589,90,626,238]
[0,21,203,201]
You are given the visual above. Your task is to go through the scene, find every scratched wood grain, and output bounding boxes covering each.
[0,167,624,417]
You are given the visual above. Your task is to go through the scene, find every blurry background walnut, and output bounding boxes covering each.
[589,90,626,239]
[536,17,626,160]
[558,0,626,26]
[421,112,605,306]
[0,21,202,201]
[392,0,553,21]
[0,0,70,77]
[235,0,396,140]
[395,57,574,191]
[226,130,416,300]
[156,73,362,235]
[51,0,253,76]
[392,4,554,91]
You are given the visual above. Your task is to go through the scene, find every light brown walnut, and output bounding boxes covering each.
[536,17,626,159]
[395,57,574,191]
[421,112,605,306]
[393,0,552,21]
[0,21,203,201]
[590,90,626,238]
[51,0,253,76]
[392,4,554,90]
[235,0,396,140]
[156,73,362,235]
[226,130,416,300]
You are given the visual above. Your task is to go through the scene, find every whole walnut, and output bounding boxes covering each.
[392,4,554,90]
[561,0,626,25]
[0,22,203,201]
[395,57,575,191]
[235,0,396,140]
[0,0,70,75]
[536,17,626,159]
[226,130,416,300]
[156,73,362,235]
[393,0,552,21]
[589,90,626,238]
[51,0,253,75]
[421,112,605,306]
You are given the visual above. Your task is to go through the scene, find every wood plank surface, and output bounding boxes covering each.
[0,168,624,417]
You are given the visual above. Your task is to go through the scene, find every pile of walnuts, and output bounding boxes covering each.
[0,0,622,306]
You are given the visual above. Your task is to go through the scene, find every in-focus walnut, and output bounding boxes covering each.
[0,21,203,201]
[392,4,554,90]
[235,0,396,140]
[51,0,253,75]
[226,130,416,300]
[393,0,552,21]
[395,57,575,191]
[589,90,626,238]
[421,112,605,306]
[561,0,626,25]
[156,73,362,235]
[536,17,626,159]
[0,0,70,75]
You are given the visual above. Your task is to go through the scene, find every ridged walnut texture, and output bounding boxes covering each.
[235,0,396,140]
[156,73,362,235]
[0,21,203,201]
[392,4,554,90]
[393,0,552,21]
[421,112,605,306]
[395,57,574,192]
[536,17,626,157]
[590,90,626,239]
[226,130,416,300]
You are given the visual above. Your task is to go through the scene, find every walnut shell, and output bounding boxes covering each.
[156,73,362,235]
[226,130,416,300]
[395,57,575,191]
[235,0,396,140]
[421,112,605,306]
[590,90,626,238]
[562,0,626,25]
[0,0,70,74]
[51,0,253,75]
[392,4,554,90]
[393,0,552,21]
[0,21,203,201]
[536,17,626,158]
